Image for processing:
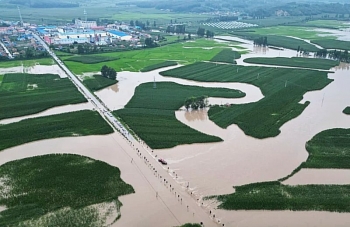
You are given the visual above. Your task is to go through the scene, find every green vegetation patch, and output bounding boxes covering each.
[65,55,120,64]
[83,75,118,92]
[243,57,339,70]
[160,62,332,138]
[0,58,54,68]
[304,128,350,169]
[210,49,241,64]
[0,73,86,120]
[343,107,350,115]
[115,82,245,149]
[217,181,350,212]
[231,32,320,52]
[0,154,134,226]
[311,39,350,51]
[0,110,113,151]
[140,61,178,72]
[179,224,202,227]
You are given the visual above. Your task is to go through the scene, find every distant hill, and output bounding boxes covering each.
[7,0,79,8]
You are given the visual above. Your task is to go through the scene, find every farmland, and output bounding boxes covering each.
[140,61,178,72]
[0,110,113,151]
[231,31,320,52]
[216,181,350,212]
[114,82,245,149]
[160,62,332,138]
[65,55,120,64]
[0,73,86,120]
[210,49,241,64]
[0,154,134,226]
[243,57,339,70]
[83,75,118,91]
[311,39,350,51]
[0,58,54,68]
[61,39,230,74]
[303,128,350,169]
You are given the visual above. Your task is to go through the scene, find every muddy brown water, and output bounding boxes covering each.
[0,64,68,78]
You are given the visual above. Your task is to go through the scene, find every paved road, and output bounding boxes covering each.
[0,41,13,59]
[32,33,132,140]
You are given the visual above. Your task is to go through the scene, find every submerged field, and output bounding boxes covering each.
[0,154,134,226]
[0,110,113,151]
[0,73,86,120]
[115,82,245,149]
[216,181,350,212]
[243,57,339,70]
[160,62,332,138]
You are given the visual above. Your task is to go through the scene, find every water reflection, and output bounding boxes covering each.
[184,109,208,122]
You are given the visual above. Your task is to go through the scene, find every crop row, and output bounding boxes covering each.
[0,154,134,225]
[160,62,332,138]
[140,61,178,72]
[83,75,118,92]
[210,49,241,64]
[65,55,120,64]
[0,73,86,120]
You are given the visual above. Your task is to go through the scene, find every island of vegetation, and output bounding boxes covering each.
[0,154,134,226]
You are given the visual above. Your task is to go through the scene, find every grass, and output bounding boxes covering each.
[303,128,350,169]
[0,110,113,151]
[179,224,202,227]
[210,49,241,64]
[243,57,339,70]
[0,58,54,68]
[0,75,3,84]
[65,55,120,64]
[343,107,350,115]
[83,75,118,91]
[160,62,332,138]
[61,39,226,74]
[231,31,320,52]
[140,61,178,72]
[311,39,350,51]
[0,154,134,226]
[0,73,86,120]
[305,20,350,29]
[216,181,350,212]
[114,82,245,149]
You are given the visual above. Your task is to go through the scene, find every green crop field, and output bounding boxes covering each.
[65,55,120,64]
[210,49,241,64]
[115,82,245,149]
[305,20,350,29]
[0,110,113,151]
[216,181,350,212]
[303,128,350,169]
[61,40,226,74]
[0,75,3,84]
[0,73,86,120]
[83,75,118,91]
[0,154,134,226]
[0,58,54,68]
[179,224,202,227]
[160,62,332,138]
[231,31,320,52]
[243,57,339,70]
[343,107,350,115]
[140,61,178,72]
[311,39,350,51]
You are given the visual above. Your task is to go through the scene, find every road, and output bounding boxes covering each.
[0,41,13,59]
[32,33,220,226]
[32,33,132,140]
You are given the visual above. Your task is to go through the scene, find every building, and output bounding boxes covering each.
[107,30,132,41]
[75,19,97,29]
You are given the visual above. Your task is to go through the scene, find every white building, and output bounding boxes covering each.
[75,19,97,29]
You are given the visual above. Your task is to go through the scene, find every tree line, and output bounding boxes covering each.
[253,37,268,46]
[101,65,117,80]
[166,24,186,34]
[197,28,214,38]
[315,49,349,63]
[184,96,208,110]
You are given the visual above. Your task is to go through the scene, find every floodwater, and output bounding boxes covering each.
[283,169,350,185]
[95,66,263,111]
[313,28,350,41]
[0,64,67,78]
[0,103,93,125]
[0,133,217,227]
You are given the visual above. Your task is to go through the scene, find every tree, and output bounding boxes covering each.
[297,46,300,53]
[153,20,156,27]
[188,33,191,40]
[146,20,150,27]
[101,65,117,80]
[197,27,205,37]
[101,65,109,78]
[77,44,84,54]
[130,20,134,26]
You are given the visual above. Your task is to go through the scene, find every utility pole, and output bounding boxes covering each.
[17,6,23,26]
